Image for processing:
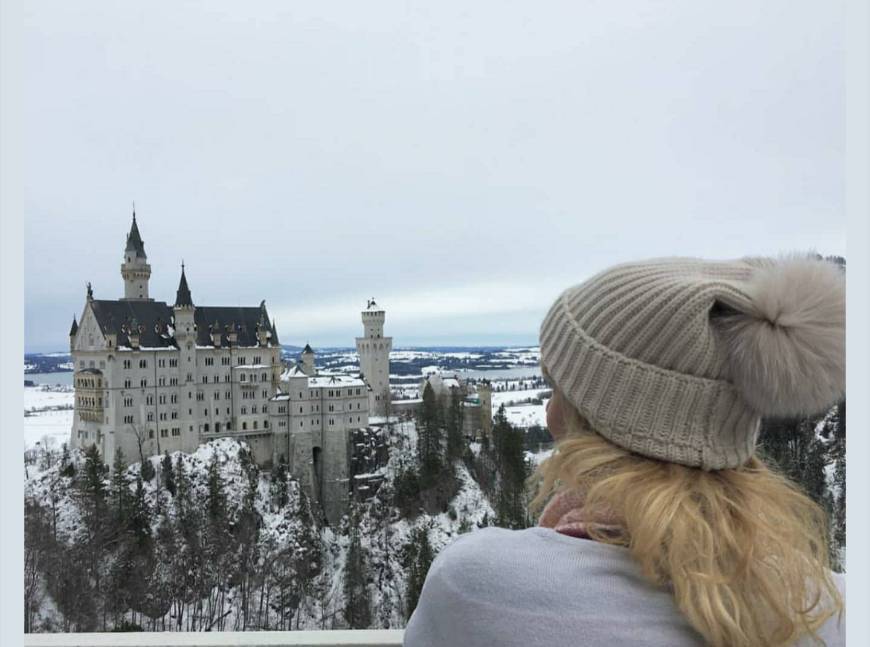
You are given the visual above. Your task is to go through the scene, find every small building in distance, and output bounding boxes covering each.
[419,370,492,439]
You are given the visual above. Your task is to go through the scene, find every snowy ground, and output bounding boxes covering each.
[24,386,74,451]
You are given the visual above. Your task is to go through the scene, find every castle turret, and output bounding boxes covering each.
[121,208,152,300]
[172,263,198,451]
[301,343,315,376]
[355,298,392,415]
[69,315,78,353]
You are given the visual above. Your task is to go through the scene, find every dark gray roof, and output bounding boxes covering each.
[90,300,177,348]
[88,299,278,349]
[174,266,193,307]
[194,304,278,347]
[69,316,78,336]
[303,343,314,354]
[125,214,147,258]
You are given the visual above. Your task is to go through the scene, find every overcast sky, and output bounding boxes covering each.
[22,1,845,352]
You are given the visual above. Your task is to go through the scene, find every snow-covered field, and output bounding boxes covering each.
[502,402,548,428]
[24,386,74,451]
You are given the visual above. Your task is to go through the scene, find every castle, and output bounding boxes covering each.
[68,212,391,524]
[419,371,493,438]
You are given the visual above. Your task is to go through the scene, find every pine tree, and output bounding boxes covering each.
[342,515,372,628]
[162,451,176,497]
[60,443,75,478]
[417,382,443,485]
[270,460,289,510]
[128,475,152,548]
[446,388,465,461]
[492,405,530,529]
[206,451,227,524]
[110,448,131,530]
[140,455,156,482]
[402,525,434,620]
[79,443,109,538]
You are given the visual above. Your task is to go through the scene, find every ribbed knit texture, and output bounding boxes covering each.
[540,258,765,470]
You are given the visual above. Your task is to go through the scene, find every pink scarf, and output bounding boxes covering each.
[538,489,621,540]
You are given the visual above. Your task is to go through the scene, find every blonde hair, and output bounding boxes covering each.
[530,389,843,647]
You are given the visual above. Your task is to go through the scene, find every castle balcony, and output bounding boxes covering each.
[24,630,404,647]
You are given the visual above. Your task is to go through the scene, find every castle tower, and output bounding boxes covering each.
[355,298,392,415]
[120,209,152,300]
[301,343,316,376]
[172,263,199,452]
[477,380,493,438]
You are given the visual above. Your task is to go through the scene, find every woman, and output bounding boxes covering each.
[404,255,845,647]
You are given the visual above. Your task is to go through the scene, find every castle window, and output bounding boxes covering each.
[124,379,131,388]
[356,388,360,395]
[172,428,180,437]
[147,412,154,421]
[149,429,154,439]
[300,420,303,427]
[240,374,246,382]
[204,423,210,432]
[139,359,147,369]
[242,422,247,430]
[161,429,168,438]
[241,407,247,415]
[123,359,131,369]
[253,421,258,430]
[141,378,147,387]
[202,376,208,384]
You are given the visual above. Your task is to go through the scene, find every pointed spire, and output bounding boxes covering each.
[69,315,78,336]
[271,317,280,345]
[125,205,146,258]
[174,262,193,307]
[303,343,314,354]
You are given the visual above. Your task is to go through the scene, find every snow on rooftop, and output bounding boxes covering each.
[308,375,366,388]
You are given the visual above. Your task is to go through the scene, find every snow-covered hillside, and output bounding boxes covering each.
[24,420,496,632]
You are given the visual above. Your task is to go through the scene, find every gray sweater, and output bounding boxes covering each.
[403,526,845,647]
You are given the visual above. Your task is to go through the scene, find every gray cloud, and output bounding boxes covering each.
[23,1,845,351]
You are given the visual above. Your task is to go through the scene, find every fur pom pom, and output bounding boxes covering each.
[715,255,845,417]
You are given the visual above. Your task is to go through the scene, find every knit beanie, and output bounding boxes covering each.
[539,255,845,470]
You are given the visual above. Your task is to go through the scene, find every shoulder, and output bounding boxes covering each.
[428,525,621,594]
